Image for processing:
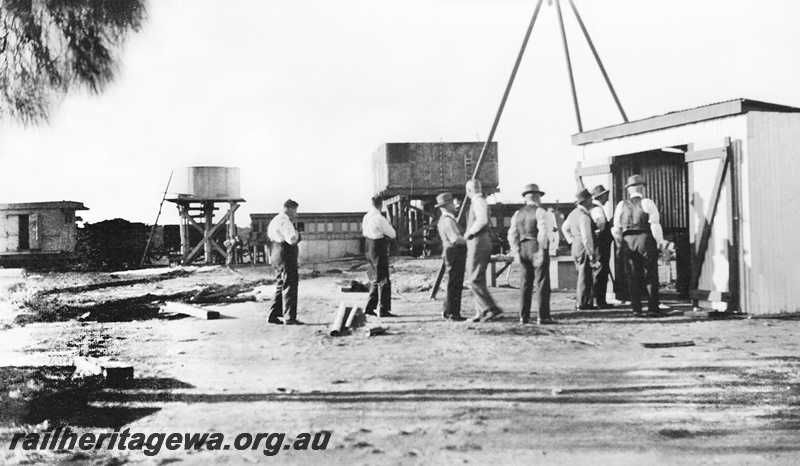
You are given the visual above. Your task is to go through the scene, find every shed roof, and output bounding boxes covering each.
[0,201,88,211]
[572,98,800,146]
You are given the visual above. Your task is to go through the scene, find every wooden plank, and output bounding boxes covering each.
[163,301,221,320]
[576,163,612,177]
[685,147,727,163]
[642,341,695,349]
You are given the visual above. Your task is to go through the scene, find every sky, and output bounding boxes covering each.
[2,0,800,227]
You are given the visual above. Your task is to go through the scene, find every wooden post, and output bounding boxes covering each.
[178,204,189,263]
[567,0,628,123]
[204,202,214,264]
[555,0,582,133]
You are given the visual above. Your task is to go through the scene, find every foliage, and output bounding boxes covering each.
[0,0,146,123]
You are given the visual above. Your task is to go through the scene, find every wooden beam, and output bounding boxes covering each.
[576,163,612,177]
[163,301,221,320]
[685,147,727,163]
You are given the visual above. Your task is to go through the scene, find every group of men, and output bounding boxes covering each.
[435,174,669,324]
[559,174,667,317]
[264,174,668,326]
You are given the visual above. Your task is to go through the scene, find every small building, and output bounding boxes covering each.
[0,201,88,267]
[573,98,800,315]
[251,212,366,264]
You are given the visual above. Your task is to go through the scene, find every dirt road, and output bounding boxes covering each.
[1,259,799,465]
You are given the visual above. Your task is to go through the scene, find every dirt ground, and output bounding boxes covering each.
[1,258,799,465]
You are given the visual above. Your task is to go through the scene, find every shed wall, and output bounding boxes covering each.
[746,112,800,315]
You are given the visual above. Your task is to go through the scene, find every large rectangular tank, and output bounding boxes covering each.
[170,167,242,200]
[372,142,499,197]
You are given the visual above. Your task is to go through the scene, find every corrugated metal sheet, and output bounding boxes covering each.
[746,112,800,315]
[611,153,687,231]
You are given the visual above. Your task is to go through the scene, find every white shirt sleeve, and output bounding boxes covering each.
[561,211,574,245]
[611,201,625,240]
[279,217,299,245]
[378,215,396,239]
[507,211,520,255]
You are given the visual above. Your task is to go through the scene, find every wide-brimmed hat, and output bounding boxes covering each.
[624,174,647,188]
[575,188,592,204]
[590,185,609,199]
[435,192,455,208]
[522,183,545,197]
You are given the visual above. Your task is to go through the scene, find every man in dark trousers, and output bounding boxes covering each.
[362,195,397,317]
[590,185,614,308]
[507,183,553,324]
[435,192,467,321]
[562,188,597,311]
[465,179,503,322]
[267,199,302,325]
[612,174,668,317]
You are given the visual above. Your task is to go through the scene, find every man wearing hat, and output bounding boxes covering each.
[611,174,667,316]
[362,195,398,318]
[464,179,503,322]
[590,185,614,309]
[562,188,597,311]
[507,184,553,324]
[267,199,303,325]
[435,192,467,321]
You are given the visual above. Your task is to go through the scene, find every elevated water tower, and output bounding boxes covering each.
[166,167,245,265]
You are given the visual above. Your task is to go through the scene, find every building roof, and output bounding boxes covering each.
[572,98,800,146]
[0,201,88,211]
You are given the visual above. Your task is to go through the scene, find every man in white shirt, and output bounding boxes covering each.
[267,199,302,325]
[507,183,553,325]
[590,185,614,308]
[562,189,597,311]
[435,192,467,321]
[362,195,397,317]
[611,174,667,317]
[465,179,502,322]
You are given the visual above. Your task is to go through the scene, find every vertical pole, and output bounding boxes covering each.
[555,0,582,133]
[430,0,545,299]
[728,142,741,312]
[228,201,237,265]
[204,202,214,265]
[567,0,628,122]
[140,171,173,268]
[179,204,189,265]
